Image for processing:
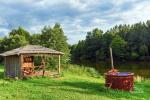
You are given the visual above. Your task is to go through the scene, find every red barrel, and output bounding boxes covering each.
[105,72,134,91]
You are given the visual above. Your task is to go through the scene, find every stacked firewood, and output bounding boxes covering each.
[22,67,35,76]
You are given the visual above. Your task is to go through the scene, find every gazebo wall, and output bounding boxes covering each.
[5,55,21,78]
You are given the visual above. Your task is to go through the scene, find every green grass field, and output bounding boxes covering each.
[0,64,149,100]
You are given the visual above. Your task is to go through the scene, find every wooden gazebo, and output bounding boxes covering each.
[0,45,64,78]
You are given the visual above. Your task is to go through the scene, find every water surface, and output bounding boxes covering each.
[88,61,150,79]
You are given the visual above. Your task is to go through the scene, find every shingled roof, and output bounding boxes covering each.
[0,45,64,56]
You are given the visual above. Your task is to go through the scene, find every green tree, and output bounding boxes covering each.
[52,23,70,63]
[139,45,149,56]
[85,28,103,62]
[71,40,85,63]
[30,34,41,45]
[0,27,30,52]
[5,35,28,50]
[9,27,30,41]
[99,31,113,60]
[111,35,127,60]
[41,23,70,64]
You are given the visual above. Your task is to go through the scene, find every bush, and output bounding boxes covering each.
[130,52,139,60]
[87,68,100,77]
[63,64,100,78]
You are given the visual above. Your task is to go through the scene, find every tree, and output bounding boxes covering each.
[99,31,114,60]
[30,34,41,45]
[139,45,149,56]
[84,28,103,62]
[0,24,71,65]
[71,20,150,63]
[41,26,54,48]
[52,23,70,63]
[111,35,127,60]
[0,27,30,52]
[5,35,28,51]
[41,23,70,64]
[9,27,30,41]
[71,40,85,63]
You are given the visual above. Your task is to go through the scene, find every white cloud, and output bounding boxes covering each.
[0,28,9,36]
[92,18,107,24]
[0,0,150,44]
[67,0,106,12]
[113,0,150,24]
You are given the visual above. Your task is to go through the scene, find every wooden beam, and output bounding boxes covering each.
[58,55,61,74]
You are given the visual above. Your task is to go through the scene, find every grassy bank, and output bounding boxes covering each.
[0,64,149,100]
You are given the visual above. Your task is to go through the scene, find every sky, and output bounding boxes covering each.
[0,0,150,44]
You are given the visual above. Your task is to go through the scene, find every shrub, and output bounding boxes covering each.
[63,64,100,77]
[131,52,139,60]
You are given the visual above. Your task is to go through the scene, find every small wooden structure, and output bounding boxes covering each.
[0,45,64,78]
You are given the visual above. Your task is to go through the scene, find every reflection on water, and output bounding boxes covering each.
[85,61,150,79]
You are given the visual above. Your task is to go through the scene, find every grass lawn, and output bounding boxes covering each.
[0,64,149,100]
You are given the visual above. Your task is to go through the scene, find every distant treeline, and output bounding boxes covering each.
[70,21,150,63]
[0,23,70,66]
[1,21,150,65]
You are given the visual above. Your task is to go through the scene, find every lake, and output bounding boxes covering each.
[86,61,150,79]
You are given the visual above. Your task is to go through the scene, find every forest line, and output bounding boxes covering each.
[1,21,150,65]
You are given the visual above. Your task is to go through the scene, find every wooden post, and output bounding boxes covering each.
[20,54,23,77]
[4,57,6,77]
[14,56,16,77]
[58,55,61,74]
[110,47,114,69]
[41,56,45,76]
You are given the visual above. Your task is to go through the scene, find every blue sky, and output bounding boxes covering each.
[0,0,150,44]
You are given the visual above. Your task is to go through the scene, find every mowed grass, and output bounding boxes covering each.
[0,64,149,100]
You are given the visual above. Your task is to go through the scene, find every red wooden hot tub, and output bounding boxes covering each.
[105,71,134,91]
